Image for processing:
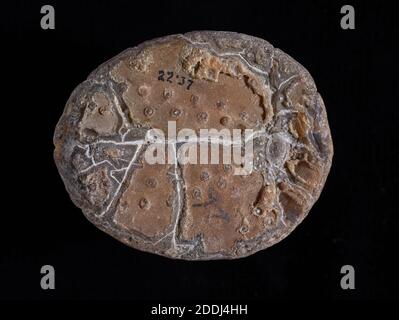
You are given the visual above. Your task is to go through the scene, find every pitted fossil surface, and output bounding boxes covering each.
[54,31,333,260]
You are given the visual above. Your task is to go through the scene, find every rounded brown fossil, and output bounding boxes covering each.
[53,31,333,260]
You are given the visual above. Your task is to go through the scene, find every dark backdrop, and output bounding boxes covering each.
[1,0,398,302]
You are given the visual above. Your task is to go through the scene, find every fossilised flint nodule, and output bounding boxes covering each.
[53,31,333,260]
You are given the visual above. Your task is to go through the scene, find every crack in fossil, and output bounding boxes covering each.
[99,142,144,217]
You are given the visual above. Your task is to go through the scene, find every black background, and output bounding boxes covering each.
[1,0,398,303]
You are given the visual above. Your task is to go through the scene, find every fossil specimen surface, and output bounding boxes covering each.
[53,31,333,260]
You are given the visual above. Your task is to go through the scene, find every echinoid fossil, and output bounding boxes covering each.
[53,31,333,260]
